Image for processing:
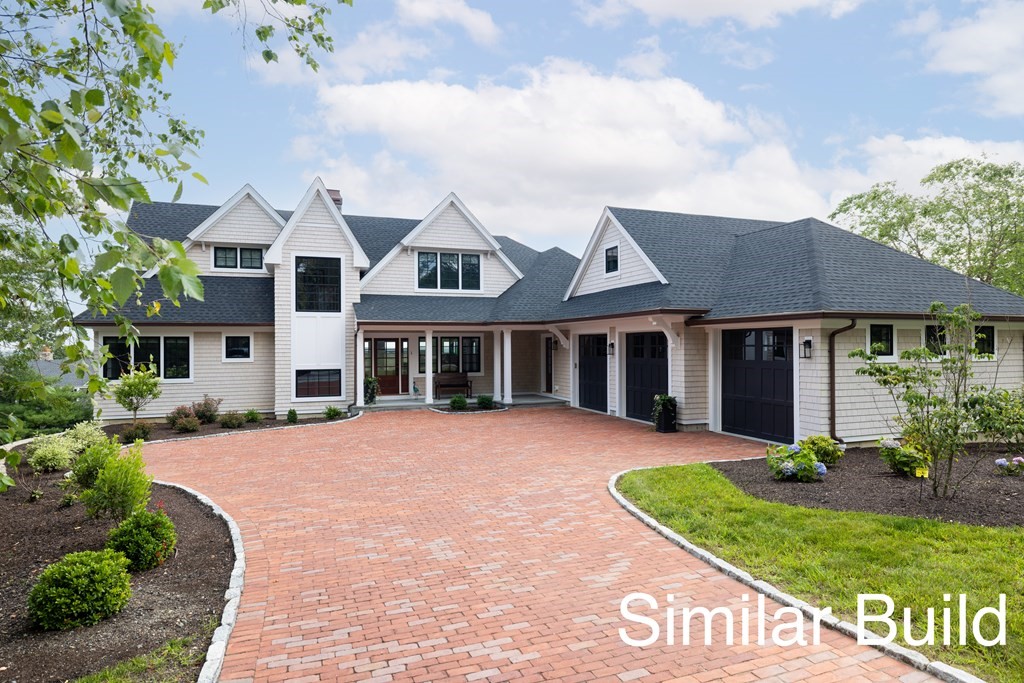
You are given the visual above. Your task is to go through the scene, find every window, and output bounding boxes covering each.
[163,337,190,379]
[461,254,480,290]
[975,326,996,356]
[224,335,252,361]
[925,325,946,356]
[418,336,482,373]
[240,248,263,270]
[295,369,341,398]
[214,246,237,269]
[417,252,482,291]
[869,324,895,358]
[295,256,341,313]
[102,335,190,380]
[605,246,619,274]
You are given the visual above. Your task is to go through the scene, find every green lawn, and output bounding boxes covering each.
[617,464,1024,683]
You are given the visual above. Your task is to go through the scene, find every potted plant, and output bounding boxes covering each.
[364,376,380,405]
[651,394,677,433]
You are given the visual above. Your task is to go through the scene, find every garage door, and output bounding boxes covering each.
[721,329,793,442]
[625,332,668,421]
[579,334,608,412]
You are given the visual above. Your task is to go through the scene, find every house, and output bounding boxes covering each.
[76,179,1024,445]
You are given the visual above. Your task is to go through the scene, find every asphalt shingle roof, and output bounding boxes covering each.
[346,215,421,270]
[75,276,275,325]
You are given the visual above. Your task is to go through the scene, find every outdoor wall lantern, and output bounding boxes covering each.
[608,342,615,356]
[800,337,813,359]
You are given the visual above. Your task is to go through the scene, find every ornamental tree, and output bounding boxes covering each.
[0,0,352,442]
[112,366,161,425]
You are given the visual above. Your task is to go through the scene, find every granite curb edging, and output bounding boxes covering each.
[154,480,246,683]
[607,466,987,683]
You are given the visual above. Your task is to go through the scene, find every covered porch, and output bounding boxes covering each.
[354,325,571,408]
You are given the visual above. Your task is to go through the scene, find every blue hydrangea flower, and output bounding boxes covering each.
[995,458,1009,467]
[787,444,801,454]
[815,462,827,476]
[781,462,796,477]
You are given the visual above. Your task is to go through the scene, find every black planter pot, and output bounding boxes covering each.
[655,403,677,433]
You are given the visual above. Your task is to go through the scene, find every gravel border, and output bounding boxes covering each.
[608,466,987,683]
[154,481,245,683]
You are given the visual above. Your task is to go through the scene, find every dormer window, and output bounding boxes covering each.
[213,246,264,271]
[605,246,619,274]
[417,251,481,291]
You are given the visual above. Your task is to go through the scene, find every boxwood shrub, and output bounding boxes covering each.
[28,550,131,630]
[107,510,177,572]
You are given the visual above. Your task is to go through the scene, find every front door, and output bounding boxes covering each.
[544,337,554,394]
[373,339,400,395]
[721,328,794,442]
[625,332,668,421]
[579,334,608,412]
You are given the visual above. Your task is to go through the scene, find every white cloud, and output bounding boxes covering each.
[896,6,941,36]
[395,0,501,46]
[616,36,670,78]
[576,0,863,29]
[919,1,1024,117]
[703,24,775,69]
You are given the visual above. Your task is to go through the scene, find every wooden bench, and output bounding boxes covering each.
[434,372,473,398]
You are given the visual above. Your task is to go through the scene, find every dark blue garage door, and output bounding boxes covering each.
[579,334,608,412]
[721,329,793,442]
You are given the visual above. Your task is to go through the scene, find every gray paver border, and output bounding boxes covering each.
[607,466,987,683]
[153,480,245,683]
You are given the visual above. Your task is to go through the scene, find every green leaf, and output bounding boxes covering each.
[94,249,122,273]
[110,267,137,306]
[84,89,105,107]
[180,274,204,301]
[172,181,182,203]
[192,171,208,185]
[40,110,64,124]
[5,95,33,122]
[59,233,79,253]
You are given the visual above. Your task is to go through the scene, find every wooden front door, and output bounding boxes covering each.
[374,339,401,395]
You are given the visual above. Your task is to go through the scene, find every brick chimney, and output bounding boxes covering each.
[326,189,343,209]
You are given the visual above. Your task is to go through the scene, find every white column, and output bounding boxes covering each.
[425,329,434,404]
[492,329,501,398]
[502,328,513,405]
[356,328,366,408]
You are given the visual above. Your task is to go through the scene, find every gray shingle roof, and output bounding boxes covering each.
[346,215,421,269]
[75,276,274,325]
[125,201,293,243]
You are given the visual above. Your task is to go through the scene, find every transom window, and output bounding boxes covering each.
[605,246,619,274]
[102,335,190,381]
[295,256,342,313]
[869,324,895,358]
[214,246,264,271]
[295,369,341,398]
[417,252,481,291]
[418,336,482,373]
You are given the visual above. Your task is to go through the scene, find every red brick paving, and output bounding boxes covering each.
[142,407,935,682]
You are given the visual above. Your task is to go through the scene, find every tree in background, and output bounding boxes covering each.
[0,0,351,438]
[831,157,1024,295]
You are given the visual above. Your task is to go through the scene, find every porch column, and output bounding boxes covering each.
[425,329,434,405]
[492,329,501,398]
[502,328,513,405]
[355,328,365,408]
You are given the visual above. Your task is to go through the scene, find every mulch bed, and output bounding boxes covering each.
[102,415,344,443]
[0,459,234,682]
[712,445,1023,527]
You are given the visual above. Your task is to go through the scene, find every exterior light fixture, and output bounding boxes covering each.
[801,338,813,359]
[608,342,615,356]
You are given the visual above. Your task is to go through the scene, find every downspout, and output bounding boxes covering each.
[828,319,857,443]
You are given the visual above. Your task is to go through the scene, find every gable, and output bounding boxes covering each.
[197,195,283,245]
[264,179,370,269]
[567,212,664,299]
[408,204,494,251]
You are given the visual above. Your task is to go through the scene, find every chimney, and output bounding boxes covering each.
[327,189,343,209]
[39,346,53,362]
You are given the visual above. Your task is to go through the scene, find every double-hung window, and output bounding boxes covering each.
[868,324,895,360]
[925,325,946,356]
[419,336,482,373]
[605,246,619,274]
[975,325,996,356]
[417,252,481,291]
[102,335,191,381]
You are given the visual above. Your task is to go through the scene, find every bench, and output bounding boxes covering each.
[434,372,473,398]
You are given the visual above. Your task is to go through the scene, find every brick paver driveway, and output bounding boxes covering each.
[144,407,932,682]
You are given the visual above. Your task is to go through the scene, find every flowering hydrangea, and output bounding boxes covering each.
[1014,457,1024,465]
[815,462,827,476]
[880,439,901,450]
[787,444,801,454]
[996,458,1009,467]
[780,461,796,477]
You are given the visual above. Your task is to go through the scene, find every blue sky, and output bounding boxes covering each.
[148,0,1024,255]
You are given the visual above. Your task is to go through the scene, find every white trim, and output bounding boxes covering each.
[563,208,668,301]
[866,323,897,362]
[265,177,370,268]
[360,192,523,287]
[221,332,254,363]
[100,330,195,384]
[186,184,285,243]
[602,241,620,279]
[793,329,801,441]
[289,251,347,403]
[210,245,268,275]
[707,328,722,432]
